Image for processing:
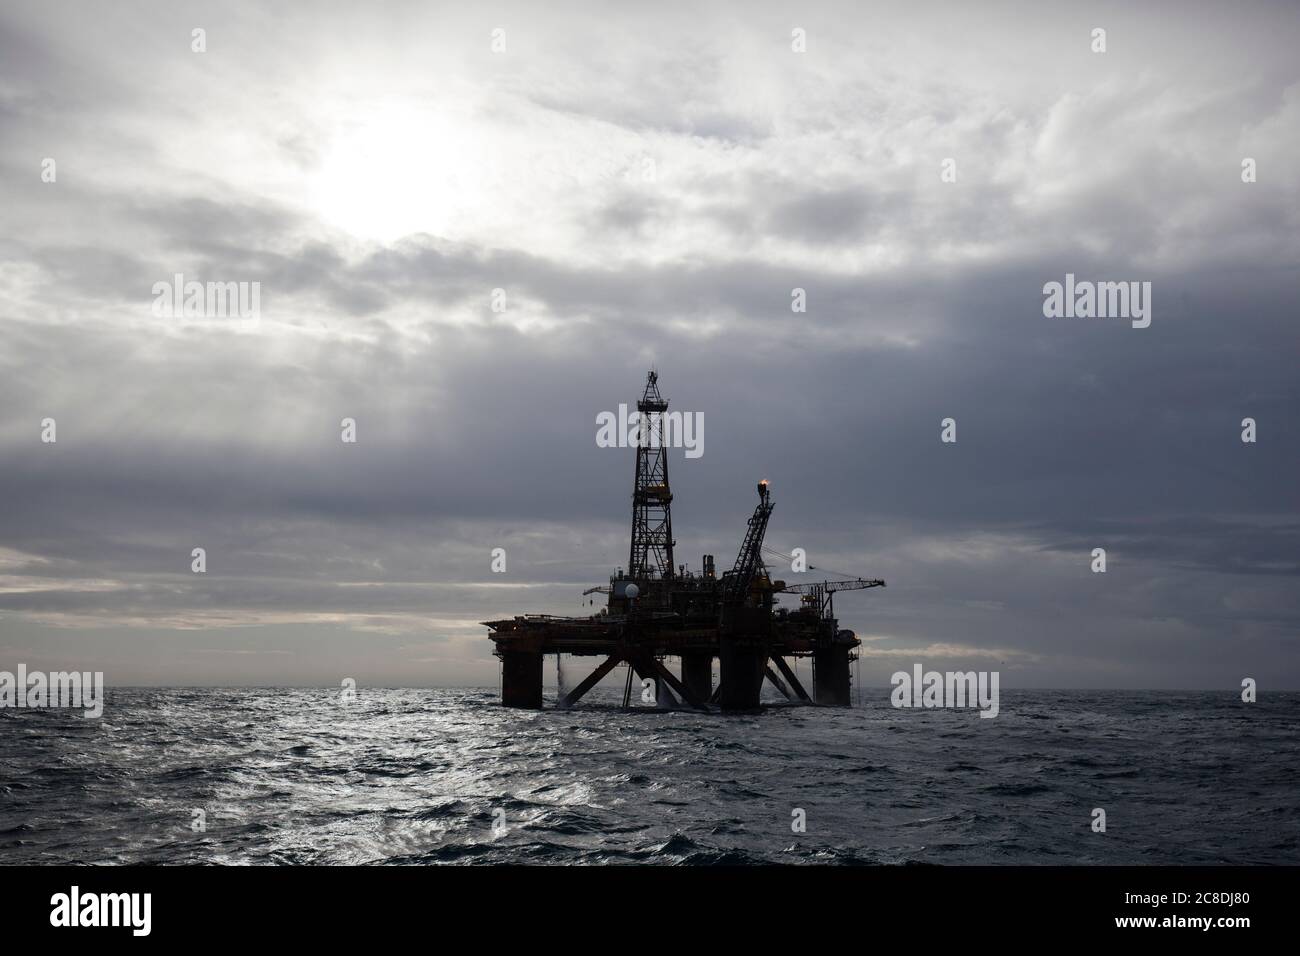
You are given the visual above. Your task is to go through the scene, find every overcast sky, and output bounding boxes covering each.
[1,0,1297,689]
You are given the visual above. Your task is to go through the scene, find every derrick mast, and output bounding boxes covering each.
[627,370,675,580]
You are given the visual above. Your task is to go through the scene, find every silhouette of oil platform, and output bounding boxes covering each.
[484,371,884,712]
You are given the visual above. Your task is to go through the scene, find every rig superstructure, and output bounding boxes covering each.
[484,371,885,712]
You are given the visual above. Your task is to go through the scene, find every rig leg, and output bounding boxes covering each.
[813,646,852,706]
[718,643,765,711]
[680,653,713,704]
[500,651,544,709]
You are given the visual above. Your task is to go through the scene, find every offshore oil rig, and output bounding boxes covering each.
[484,371,884,712]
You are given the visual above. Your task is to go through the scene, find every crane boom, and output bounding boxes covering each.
[720,481,774,607]
[779,577,885,621]
[779,578,885,595]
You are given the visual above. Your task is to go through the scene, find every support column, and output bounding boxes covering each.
[772,655,812,703]
[813,646,852,706]
[501,651,543,709]
[718,643,765,711]
[680,653,713,704]
[764,664,793,699]
[559,655,622,708]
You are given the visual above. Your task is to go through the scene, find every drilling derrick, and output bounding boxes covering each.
[627,370,674,581]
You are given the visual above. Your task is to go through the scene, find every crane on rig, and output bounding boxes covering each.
[718,480,775,614]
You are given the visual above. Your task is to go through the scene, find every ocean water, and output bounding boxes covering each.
[1,687,1296,865]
